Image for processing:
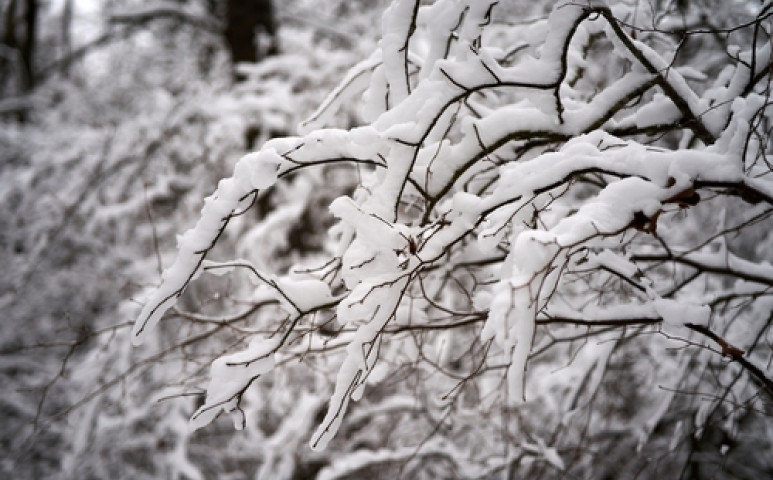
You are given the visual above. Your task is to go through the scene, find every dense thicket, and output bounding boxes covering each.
[3,1,772,479]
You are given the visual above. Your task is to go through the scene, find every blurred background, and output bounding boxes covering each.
[0,1,388,477]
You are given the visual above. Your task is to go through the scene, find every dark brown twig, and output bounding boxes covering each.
[684,322,773,397]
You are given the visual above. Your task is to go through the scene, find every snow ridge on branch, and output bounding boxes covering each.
[131,0,773,467]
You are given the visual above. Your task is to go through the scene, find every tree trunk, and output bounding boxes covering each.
[224,0,277,68]
[20,0,37,90]
[59,0,73,78]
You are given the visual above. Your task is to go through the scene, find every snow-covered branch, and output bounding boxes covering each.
[125,0,773,477]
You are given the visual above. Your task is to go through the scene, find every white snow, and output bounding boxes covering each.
[189,336,280,432]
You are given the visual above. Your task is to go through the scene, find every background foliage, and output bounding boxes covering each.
[2,1,772,479]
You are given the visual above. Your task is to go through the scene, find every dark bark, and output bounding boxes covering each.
[224,0,277,68]
[0,0,36,91]
[20,0,36,89]
[1,0,20,96]
[60,0,72,77]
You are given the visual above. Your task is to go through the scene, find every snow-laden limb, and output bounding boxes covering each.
[471,118,769,400]
[131,125,389,345]
[310,272,410,450]
[131,150,283,344]
[380,0,420,105]
[595,5,718,144]
[123,0,773,476]
[299,51,382,133]
[482,172,679,401]
[189,336,280,431]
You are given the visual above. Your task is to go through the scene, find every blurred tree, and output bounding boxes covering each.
[58,0,72,78]
[0,0,37,117]
[224,0,277,66]
[0,1,378,478]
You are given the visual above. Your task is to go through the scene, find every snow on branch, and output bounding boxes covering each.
[131,0,773,466]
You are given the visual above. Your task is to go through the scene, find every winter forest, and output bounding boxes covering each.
[2,0,773,478]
